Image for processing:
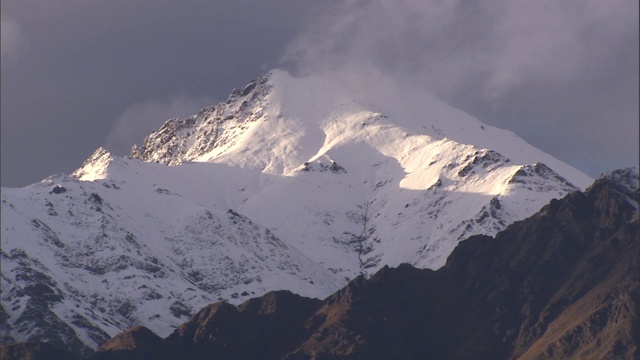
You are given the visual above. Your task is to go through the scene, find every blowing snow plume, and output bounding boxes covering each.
[282,0,639,177]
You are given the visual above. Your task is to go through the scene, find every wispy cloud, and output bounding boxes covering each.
[104,94,217,156]
[1,16,25,63]
[284,0,637,100]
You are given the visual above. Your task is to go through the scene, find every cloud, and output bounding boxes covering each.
[285,0,637,98]
[1,16,24,63]
[283,0,639,176]
[104,94,217,156]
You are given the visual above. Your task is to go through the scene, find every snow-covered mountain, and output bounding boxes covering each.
[1,69,594,356]
[88,167,640,360]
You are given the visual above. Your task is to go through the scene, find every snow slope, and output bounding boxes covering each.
[1,70,592,354]
[128,69,590,270]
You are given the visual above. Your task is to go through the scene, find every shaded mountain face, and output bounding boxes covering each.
[91,168,639,360]
[0,70,593,355]
[0,341,77,360]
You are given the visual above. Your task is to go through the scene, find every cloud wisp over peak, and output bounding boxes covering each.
[282,0,639,176]
[104,94,218,157]
[1,16,25,65]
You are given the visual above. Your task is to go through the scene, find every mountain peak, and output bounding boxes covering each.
[71,147,116,181]
[2,70,600,356]
[128,69,593,188]
[594,167,639,199]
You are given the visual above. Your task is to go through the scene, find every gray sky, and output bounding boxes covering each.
[2,0,638,187]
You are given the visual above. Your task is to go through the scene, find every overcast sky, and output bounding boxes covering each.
[2,0,638,187]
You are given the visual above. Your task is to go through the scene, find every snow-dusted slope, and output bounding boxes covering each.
[0,165,340,357]
[1,70,593,355]
[128,69,590,270]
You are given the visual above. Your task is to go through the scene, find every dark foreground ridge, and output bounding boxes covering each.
[4,169,639,359]
[0,341,77,360]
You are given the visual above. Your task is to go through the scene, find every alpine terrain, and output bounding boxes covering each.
[1,70,595,357]
[89,167,640,360]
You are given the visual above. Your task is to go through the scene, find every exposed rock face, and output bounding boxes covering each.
[89,169,640,359]
[164,291,323,360]
[90,326,164,360]
[438,171,639,359]
[130,74,271,166]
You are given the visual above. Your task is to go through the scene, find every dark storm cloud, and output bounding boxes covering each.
[284,0,639,177]
[1,0,322,186]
